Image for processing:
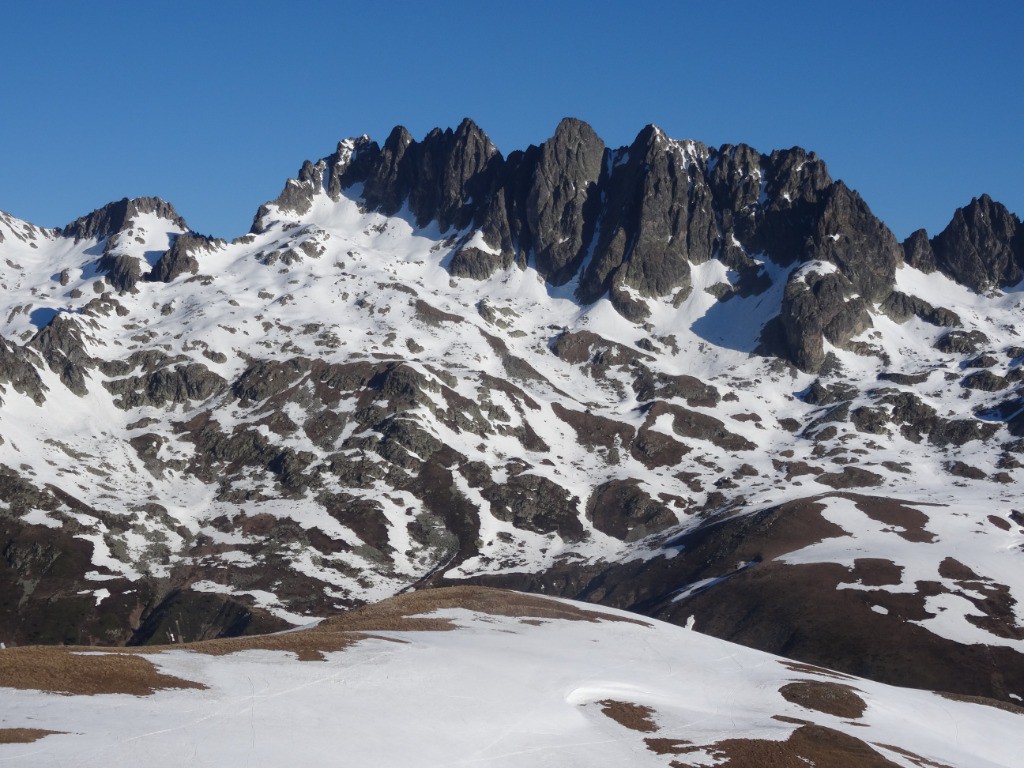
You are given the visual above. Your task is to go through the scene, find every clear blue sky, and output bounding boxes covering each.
[2,1,1021,241]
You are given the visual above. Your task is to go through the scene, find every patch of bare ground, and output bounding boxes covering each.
[0,729,63,744]
[0,647,206,696]
[772,458,824,480]
[644,737,693,755]
[687,725,903,768]
[779,680,867,718]
[780,662,857,681]
[841,493,939,543]
[936,691,1024,716]
[413,299,463,325]
[642,401,756,451]
[845,558,903,587]
[814,467,884,489]
[929,562,1024,641]
[873,743,954,768]
[988,515,1012,531]
[597,700,658,732]
[663,558,1024,701]
[550,402,635,451]
[937,556,981,581]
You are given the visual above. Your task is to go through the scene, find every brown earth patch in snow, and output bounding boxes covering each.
[843,493,939,543]
[844,558,903,587]
[937,557,982,581]
[663,560,1024,702]
[772,459,824,480]
[814,467,885,489]
[987,515,1012,531]
[642,401,756,451]
[412,299,463,325]
[0,728,64,744]
[644,737,694,755]
[346,587,650,628]
[779,680,867,719]
[597,699,658,732]
[551,402,635,450]
[694,724,902,768]
[0,647,206,696]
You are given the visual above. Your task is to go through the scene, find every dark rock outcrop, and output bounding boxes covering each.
[578,126,706,306]
[0,335,46,404]
[929,195,1023,292]
[881,291,961,327]
[586,479,677,542]
[62,197,187,243]
[149,233,219,283]
[27,314,93,396]
[105,363,227,409]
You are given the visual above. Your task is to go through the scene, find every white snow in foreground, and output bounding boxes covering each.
[0,596,1019,768]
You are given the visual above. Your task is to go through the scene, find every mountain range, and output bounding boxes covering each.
[1,118,1022,718]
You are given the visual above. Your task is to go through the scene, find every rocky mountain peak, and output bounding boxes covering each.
[61,197,188,243]
[929,194,1023,292]
[809,181,900,303]
[522,117,605,284]
[242,119,1020,375]
[406,117,500,231]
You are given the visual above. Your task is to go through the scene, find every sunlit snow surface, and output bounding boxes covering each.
[0,183,1022,642]
[0,595,1019,768]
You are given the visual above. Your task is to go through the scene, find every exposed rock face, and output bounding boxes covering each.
[349,118,502,234]
[523,118,606,285]
[880,291,961,327]
[578,127,707,313]
[903,228,937,272]
[149,233,217,283]
[452,117,606,285]
[0,335,46,405]
[808,183,899,303]
[104,362,227,409]
[98,252,145,293]
[62,197,187,243]
[775,183,902,372]
[586,479,677,542]
[28,315,93,396]
[929,195,1023,291]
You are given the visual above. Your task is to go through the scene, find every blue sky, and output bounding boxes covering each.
[1,1,1021,241]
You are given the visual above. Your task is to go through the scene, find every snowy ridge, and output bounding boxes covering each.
[0,588,1019,768]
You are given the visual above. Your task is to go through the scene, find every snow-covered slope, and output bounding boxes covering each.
[1,588,1019,768]
[0,120,1022,704]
